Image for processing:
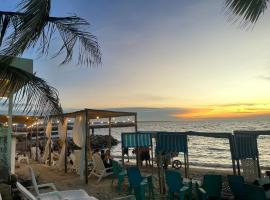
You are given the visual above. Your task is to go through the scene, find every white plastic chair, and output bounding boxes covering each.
[112,195,136,200]
[29,167,58,198]
[88,153,113,183]
[18,155,30,164]
[17,182,99,200]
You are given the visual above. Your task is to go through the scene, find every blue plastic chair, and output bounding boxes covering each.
[112,160,127,193]
[196,174,222,200]
[165,170,192,200]
[227,175,245,200]
[127,166,154,200]
[244,184,266,200]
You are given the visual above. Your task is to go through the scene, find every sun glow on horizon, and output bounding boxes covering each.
[173,103,270,119]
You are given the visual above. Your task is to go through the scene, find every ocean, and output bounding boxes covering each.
[93,119,270,170]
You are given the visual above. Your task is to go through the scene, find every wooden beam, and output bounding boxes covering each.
[65,119,68,173]
[108,117,112,149]
[84,109,89,184]
[35,123,38,161]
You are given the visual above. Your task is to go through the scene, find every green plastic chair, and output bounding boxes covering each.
[112,160,127,193]
[127,166,154,200]
[227,175,245,200]
[196,174,222,200]
[244,184,266,200]
[165,169,192,200]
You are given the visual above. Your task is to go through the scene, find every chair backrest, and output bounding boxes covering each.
[241,158,259,182]
[93,153,106,171]
[228,175,245,200]
[112,160,123,175]
[165,169,183,193]
[245,184,266,200]
[16,182,37,200]
[127,166,143,187]
[202,174,222,198]
[29,167,40,195]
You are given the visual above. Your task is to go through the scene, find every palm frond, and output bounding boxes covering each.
[225,0,269,25]
[0,6,101,66]
[0,0,50,64]
[48,16,101,66]
[0,64,62,116]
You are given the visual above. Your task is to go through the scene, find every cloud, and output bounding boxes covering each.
[257,75,270,81]
[105,107,188,121]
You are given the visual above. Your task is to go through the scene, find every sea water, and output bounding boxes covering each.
[93,119,270,170]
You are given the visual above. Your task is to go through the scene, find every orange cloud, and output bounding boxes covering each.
[173,104,270,119]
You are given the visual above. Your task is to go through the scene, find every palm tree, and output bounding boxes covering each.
[0,0,101,117]
[225,0,268,25]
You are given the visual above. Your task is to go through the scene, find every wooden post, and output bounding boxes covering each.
[237,159,241,175]
[229,136,236,175]
[255,136,261,178]
[134,114,139,166]
[134,114,138,132]
[186,152,190,178]
[35,122,38,161]
[91,128,94,136]
[8,94,13,175]
[49,136,51,166]
[108,117,112,149]
[85,109,89,184]
[65,118,68,173]
[29,126,32,158]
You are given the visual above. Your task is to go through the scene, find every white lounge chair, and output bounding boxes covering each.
[88,153,113,183]
[29,167,58,198]
[16,182,98,200]
[112,195,136,200]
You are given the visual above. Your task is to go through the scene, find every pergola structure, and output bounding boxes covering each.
[50,108,138,184]
[0,115,37,126]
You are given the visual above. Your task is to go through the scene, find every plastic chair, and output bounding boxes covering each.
[111,160,127,193]
[196,174,222,200]
[227,175,245,200]
[89,153,113,183]
[165,170,191,200]
[127,166,154,200]
[244,184,266,200]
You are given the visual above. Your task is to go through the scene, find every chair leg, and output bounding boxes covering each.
[117,175,124,193]
[135,186,145,200]
[111,176,115,185]
[179,191,185,200]
[129,186,133,195]
[167,192,173,200]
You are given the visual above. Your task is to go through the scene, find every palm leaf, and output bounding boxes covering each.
[0,0,50,64]
[0,0,101,66]
[225,0,269,25]
[49,16,101,66]
[0,64,62,116]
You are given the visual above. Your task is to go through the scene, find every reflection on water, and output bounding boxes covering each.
[93,119,270,170]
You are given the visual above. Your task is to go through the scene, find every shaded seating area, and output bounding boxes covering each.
[121,132,153,167]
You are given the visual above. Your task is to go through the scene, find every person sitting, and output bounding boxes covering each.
[102,149,112,168]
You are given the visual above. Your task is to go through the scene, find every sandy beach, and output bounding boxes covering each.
[15,161,234,200]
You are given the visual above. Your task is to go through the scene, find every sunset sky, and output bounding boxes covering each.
[2,0,270,120]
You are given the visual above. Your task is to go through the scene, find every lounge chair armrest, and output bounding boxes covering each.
[38,191,62,199]
[180,186,189,192]
[198,188,207,195]
[37,183,57,191]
